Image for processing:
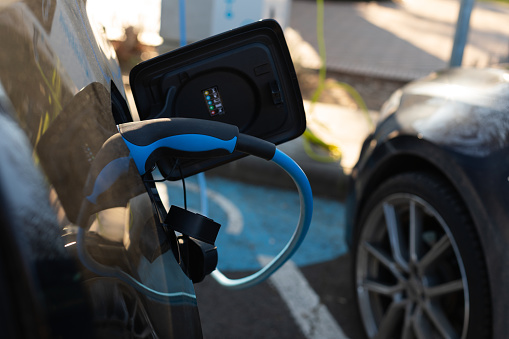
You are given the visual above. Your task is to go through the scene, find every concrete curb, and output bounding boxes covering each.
[209,136,348,200]
[209,101,376,201]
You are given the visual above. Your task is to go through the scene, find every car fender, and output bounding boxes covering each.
[349,67,509,337]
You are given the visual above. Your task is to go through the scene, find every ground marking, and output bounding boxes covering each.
[258,256,349,339]
[157,180,244,235]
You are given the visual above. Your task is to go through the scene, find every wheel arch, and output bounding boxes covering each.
[351,139,491,253]
[354,152,467,229]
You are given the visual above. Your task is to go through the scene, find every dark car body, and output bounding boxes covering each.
[0,0,202,337]
[346,67,509,338]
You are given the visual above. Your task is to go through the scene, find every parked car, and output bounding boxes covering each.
[346,66,509,338]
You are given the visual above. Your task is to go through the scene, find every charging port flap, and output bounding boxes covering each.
[129,19,306,179]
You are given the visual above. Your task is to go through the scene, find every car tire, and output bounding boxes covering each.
[353,171,491,339]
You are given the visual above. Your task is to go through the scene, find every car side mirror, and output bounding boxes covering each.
[128,19,305,179]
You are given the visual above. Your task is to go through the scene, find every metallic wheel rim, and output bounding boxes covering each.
[86,278,158,339]
[356,193,469,339]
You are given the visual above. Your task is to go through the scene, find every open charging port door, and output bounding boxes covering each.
[129,19,306,179]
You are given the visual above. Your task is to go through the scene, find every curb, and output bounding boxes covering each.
[209,101,375,201]
[208,136,348,201]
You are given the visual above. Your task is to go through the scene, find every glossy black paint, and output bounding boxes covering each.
[346,67,509,338]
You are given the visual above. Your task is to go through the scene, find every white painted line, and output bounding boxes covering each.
[157,180,244,235]
[258,256,349,339]
[205,188,243,235]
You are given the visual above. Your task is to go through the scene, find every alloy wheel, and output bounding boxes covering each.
[356,193,468,339]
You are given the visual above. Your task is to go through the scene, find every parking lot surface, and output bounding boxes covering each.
[160,175,363,339]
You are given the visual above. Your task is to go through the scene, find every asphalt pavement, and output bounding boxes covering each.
[292,0,509,80]
[161,175,360,338]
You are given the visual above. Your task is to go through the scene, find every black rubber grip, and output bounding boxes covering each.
[119,118,239,146]
[236,133,276,160]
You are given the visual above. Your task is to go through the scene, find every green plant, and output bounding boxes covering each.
[302,0,373,163]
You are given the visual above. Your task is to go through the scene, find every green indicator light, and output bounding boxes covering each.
[203,86,225,116]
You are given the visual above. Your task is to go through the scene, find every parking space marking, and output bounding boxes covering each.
[258,256,349,339]
[158,176,348,271]
[204,187,244,235]
[159,175,350,336]
[157,179,244,235]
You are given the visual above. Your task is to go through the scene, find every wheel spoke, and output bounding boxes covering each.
[358,189,473,339]
[383,203,409,272]
[113,284,130,324]
[131,297,139,320]
[363,241,405,281]
[418,234,451,270]
[412,305,433,339]
[374,300,406,339]
[409,201,423,265]
[425,279,464,298]
[423,302,459,339]
[364,279,404,296]
[401,302,414,339]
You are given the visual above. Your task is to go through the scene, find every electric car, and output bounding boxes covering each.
[0,0,201,337]
[0,1,308,338]
[346,66,509,338]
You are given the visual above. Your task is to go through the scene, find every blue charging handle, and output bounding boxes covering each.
[118,118,240,175]
[78,118,312,294]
